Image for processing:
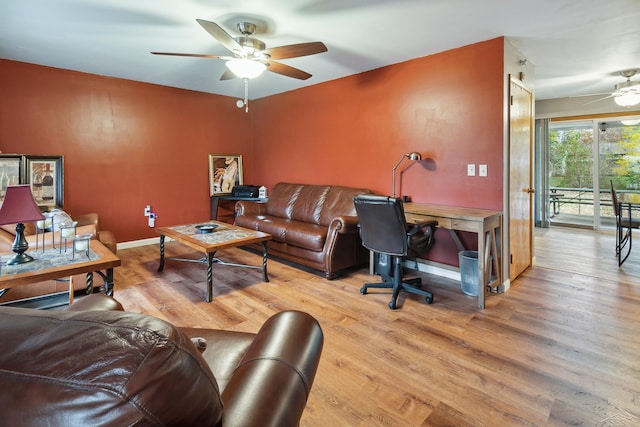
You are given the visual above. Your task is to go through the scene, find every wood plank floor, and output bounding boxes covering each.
[111,227,640,426]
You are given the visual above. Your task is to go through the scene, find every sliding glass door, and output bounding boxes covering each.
[545,116,640,229]
[599,119,640,228]
[548,120,595,227]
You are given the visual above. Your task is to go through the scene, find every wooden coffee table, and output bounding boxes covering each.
[156,221,271,302]
[0,239,121,301]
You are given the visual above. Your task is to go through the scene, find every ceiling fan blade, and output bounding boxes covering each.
[220,68,236,81]
[583,94,614,105]
[196,19,243,54]
[151,52,228,59]
[263,42,328,60]
[267,61,312,80]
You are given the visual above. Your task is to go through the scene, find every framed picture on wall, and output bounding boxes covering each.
[0,154,25,204]
[25,155,64,208]
[209,154,243,196]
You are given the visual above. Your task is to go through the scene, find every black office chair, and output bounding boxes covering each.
[611,181,640,266]
[353,194,438,309]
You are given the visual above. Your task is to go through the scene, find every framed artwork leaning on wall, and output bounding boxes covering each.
[209,154,243,196]
[0,154,24,204]
[25,155,64,208]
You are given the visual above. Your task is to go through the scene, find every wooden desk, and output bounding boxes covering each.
[403,203,503,310]
[0,240,121,300]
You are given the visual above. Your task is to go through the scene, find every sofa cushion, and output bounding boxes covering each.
[0,307,223,426]
[319,185,371,226]
[290,185,330,225]
[284,221,327,251]
[238,215,291,241]
[265,182,304,218]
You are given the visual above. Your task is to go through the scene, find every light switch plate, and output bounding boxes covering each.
[467,164,476,176]
[479,164,488,177]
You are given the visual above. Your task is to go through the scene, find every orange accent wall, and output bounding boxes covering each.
[0,37,505,265]
[0,61,252,242]
[251,38,505,263]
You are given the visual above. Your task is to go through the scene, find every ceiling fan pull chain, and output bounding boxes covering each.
[244,78,249,112]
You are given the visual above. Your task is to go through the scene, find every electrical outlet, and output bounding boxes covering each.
[148,213,156,227]
[467,164,476,176]
[144,205,151,217]
[479,164,488,177]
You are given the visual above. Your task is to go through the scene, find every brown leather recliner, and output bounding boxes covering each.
[0,295,324,426]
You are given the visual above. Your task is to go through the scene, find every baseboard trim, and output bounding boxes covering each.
[117,237,160,250]
[408,259,461,281]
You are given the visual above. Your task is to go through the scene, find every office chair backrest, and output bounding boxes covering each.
[353,194,407,256]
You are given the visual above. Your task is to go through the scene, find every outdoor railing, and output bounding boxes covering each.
[549,186,640,217]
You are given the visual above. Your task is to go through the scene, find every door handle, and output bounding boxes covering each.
[522,188,535,194]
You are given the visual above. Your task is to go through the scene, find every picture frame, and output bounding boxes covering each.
[209,154,243,196]
[0,154,25,204]
[25,155,64,208]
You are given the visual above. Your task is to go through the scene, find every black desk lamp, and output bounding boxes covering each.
[0,185,45,265]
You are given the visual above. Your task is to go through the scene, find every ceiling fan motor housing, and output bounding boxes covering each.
[234,37,266,57]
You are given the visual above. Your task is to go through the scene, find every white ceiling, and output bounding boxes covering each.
[2,0,639,102]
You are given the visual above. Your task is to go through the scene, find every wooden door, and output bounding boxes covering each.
[509,77,534,280]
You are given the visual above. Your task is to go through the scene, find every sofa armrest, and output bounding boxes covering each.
[98,230,117,254]
[73,213,99,228]
[328,215,360,235]
[236,200,267,216]
[235,200,267,217]
[65,294,125,312]
[0,228,14,253]
[221,310,324,427]
[72,213,117,253]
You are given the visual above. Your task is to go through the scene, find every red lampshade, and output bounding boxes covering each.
[0,185,45,225]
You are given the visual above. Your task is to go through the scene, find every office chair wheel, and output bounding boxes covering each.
[425,296,433,304]
[360,286,368,295]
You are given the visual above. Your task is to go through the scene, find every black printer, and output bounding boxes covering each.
[232,185,260,198]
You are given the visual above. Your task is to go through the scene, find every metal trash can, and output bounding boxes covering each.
[458,250,479,296]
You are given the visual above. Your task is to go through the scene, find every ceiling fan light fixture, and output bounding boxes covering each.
[621,119,640,126]
[614,92,640,107]
[226,58,266,79]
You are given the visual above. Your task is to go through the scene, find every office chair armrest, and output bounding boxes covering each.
[407,220,438,236]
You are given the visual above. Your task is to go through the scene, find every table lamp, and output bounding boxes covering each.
[0,185,45,265]
[392,152,422,198]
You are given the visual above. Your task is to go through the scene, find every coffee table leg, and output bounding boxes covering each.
[158,234,165,272]
[85,272,94,295]
[104,268,114,296]
[262,241,269,282]
[206,252,214,302]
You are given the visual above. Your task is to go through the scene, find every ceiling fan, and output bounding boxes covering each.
[152,19,327,81]
[583,69,640,107]
[152,19,327,111]
[611,69,640,107]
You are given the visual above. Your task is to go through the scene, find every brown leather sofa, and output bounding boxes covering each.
[0,294,324,426]
[0,212,116,303]
[235,182,373,279]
